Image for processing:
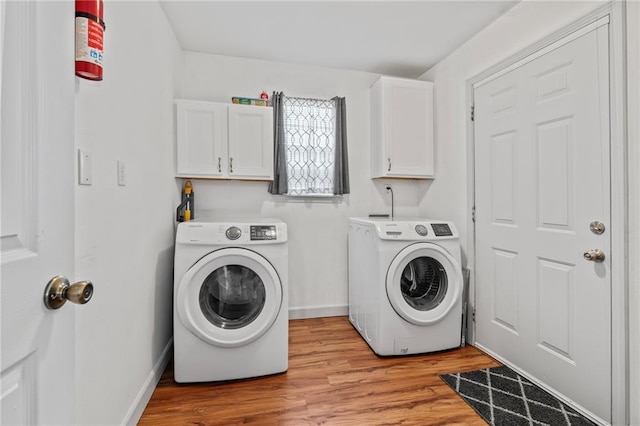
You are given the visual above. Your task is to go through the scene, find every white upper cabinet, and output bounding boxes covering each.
[227,104,274,180]
[370,76,434,179]
[176,100,226,178]
[176,99,274,180]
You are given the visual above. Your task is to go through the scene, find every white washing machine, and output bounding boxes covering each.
[348,217,463,356]
[173,218,288,383]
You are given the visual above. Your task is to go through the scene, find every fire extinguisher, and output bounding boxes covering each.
[75,0,105,81]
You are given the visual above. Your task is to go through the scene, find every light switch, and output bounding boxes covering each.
[117,160,126,186]
[78,149,92,185]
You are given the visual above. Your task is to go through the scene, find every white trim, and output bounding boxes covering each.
[469,3,616,90]
[607,3,628,425]
[625,1,640,423]
[467,2,627,424]
[465,88,477,347]
[123,338,173,426]
[289,304,348,320]
[474,15,610,89]
[273,194,345,204]
[0,0,5,105]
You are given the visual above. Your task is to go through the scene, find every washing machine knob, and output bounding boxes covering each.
[225,226,242,240]
[415,224,428,236]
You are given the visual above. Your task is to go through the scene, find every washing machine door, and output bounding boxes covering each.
[386,243,462,326]
[177,248,282,348]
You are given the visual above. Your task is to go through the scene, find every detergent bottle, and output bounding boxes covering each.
[176,180,194,222]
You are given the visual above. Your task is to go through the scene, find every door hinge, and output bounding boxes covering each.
[470,105,475,122]
[472,205,476,223]
[472,307,476,322]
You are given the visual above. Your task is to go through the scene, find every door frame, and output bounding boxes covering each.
[465,2,627,424]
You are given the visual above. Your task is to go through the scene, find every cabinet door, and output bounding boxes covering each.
[227,104,274,180]
[384,79,434,177]
[176,100,227,177]
[371,77,434,178]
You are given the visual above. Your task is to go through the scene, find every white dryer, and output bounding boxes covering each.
[348,217,463,356]
[173,218,288,383]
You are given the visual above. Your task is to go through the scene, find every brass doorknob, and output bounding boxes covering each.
[43,276,93,310]
[583,249,605,263]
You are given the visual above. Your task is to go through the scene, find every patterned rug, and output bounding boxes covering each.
[440,366,598,425]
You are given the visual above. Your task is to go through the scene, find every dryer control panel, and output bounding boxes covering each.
[176,219,287,245]
[250,225,277,241]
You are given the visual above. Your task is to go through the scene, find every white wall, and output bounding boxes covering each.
[74,1,182,424]
[180,53,424,318]
[419,0,637,424]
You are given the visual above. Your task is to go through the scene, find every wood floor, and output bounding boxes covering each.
[139,316,499,425]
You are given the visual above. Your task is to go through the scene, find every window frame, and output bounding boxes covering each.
[281,96,338,197]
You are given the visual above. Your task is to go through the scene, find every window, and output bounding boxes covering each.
[269,92,349,197]
[282,97,337,196]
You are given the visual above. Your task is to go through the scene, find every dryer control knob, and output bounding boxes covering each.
[226,226,242,240]
[415,225,428,236]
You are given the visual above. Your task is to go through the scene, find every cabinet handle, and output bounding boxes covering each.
[229,157,233,173]
[387,158,391,172]
[217,157,222,173]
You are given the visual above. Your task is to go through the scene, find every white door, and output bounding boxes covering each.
[1,2,78,424]
[474,23,611,422]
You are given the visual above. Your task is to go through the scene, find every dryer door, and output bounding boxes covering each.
[177,248,282,348]
[386,243,462,326]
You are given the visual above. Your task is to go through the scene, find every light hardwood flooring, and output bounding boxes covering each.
[139,316,499,425]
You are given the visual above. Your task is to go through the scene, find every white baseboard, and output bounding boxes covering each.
[289,304,348,320]
[123,337,173,426]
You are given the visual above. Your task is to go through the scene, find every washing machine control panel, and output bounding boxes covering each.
[177,220,287,245]
[431,223,453,237]
[361,218,458,241]
[250,225,277,241]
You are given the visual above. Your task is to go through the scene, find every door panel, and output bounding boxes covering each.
[474,24,611,422]
[227,104,273,179]
[385,81,434,177]
[1,2,76,424]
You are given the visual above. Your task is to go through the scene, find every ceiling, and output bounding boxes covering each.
[160,1,519,79]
